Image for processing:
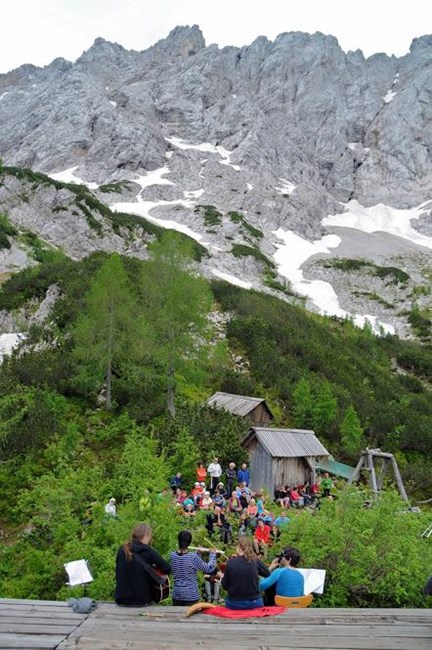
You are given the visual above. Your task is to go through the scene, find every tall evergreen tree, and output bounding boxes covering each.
[292,378,313,428]
[340,405,364,458]
[311,381,338,433]
[72,254,147,410]
[141,232,212,417]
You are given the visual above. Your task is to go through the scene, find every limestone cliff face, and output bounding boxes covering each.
[0,26,431,337]
[1,27,431,208]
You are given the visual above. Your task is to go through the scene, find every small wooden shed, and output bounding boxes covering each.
[205,392,274,427]
[241,427,330,493]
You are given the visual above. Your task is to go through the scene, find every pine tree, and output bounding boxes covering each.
[340,405,364,457]
[72,254,147,410]
[311,381,338,433]
[141,232,212,417]
[292,378,313,428]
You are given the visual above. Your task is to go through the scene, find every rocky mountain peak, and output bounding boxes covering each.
[76,37,127,64]
[153,24,206,56]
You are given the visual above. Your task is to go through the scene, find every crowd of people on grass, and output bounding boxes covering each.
[114,460,336,609]
[166,459,333,558]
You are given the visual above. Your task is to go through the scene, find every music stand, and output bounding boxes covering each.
[64,559,94,596]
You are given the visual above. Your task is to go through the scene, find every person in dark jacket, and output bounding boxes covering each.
[115,523,171,606]
[225,462,236,496]
[221,537,265,609]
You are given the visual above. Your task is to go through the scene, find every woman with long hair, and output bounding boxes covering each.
[170,530,217,606]
[115,523,171,606]
[221,537,264,610]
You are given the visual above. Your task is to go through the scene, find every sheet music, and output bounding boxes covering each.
[297,568,326,594]
[64,559,93,586]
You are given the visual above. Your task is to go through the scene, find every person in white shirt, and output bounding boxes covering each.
[104,497,117,516]
[207,457,222,494]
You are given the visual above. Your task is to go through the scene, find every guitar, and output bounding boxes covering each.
[151,567,170,604]
[142,562,170,604]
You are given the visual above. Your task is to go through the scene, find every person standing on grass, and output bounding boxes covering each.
[320,473,333,497]
[226,462,236,496]
[207,457,222,494]
[237,463,250,486]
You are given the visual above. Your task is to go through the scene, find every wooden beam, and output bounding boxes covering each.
[367,451,378,495]
[390,456,409,503]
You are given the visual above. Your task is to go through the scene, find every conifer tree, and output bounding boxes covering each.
[340,405,364,458]
[292,378,313,428]
[72,254,146,410]
[140,232,212,417]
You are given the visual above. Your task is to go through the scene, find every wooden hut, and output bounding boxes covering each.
[241,427,330,493]
[205,392,274,427]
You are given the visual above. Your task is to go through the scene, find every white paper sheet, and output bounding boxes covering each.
[64,559,93,586]
[297,568,326,595]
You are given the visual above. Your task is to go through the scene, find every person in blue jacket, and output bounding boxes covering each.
[237,463,250,486]
[259,547,304,597]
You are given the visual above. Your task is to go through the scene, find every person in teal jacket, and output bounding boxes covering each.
[259,547,304,597]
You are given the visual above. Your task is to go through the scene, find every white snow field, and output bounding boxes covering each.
[211,270,252,289]
[48,166,99,189]
[0,333,24,361]
[283,198,432,333]
[134,166,175,189]
[275,178,296,195]
[272,228,395,335]
[165,137,241,171]
[323,200,432,250]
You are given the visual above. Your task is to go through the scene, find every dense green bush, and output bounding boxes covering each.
[286,490,432,607]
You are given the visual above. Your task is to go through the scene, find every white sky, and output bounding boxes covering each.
[2,0,431,74]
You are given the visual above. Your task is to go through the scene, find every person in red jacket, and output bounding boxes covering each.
[253,518,271,559]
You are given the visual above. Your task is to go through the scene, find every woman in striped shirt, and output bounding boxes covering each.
[170,530,217,605]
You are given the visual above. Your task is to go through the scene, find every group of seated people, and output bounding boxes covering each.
[115,523,305,609]
[167,461,332,561]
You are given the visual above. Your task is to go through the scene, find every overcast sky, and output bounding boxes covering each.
[2,0,431,73]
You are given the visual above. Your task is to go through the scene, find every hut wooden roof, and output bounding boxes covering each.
[205,392,273,418]
[242,427,330,458]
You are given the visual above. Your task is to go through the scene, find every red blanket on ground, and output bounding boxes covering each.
[203,605,286,618]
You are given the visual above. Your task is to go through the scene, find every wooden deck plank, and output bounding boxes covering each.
[0,599,71,606]
[63,620,432,638]
[0,623,81,634]
[0,633,66,649]
[0,613,84,623]
[1,599,430,650]
[57,639,432,650]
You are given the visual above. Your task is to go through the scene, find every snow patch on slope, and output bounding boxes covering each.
[211,270,252,289]
[48,166,99,189]
[272,229,394,335]
[275,178,296,195]
[134,166,175,189]
[323,200,432,249]
[166,137,241,171]
[0,333,25,361]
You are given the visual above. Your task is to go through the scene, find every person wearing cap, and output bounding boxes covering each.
[259,547,304,597]
[104,498,117,517]
[191,482,203,503]
[216,482,227,498]
[200,492,213,510]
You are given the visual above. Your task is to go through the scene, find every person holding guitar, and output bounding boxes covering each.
[115,523,171,607]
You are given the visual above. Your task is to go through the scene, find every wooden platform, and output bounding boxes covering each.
[1,599,431,649]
